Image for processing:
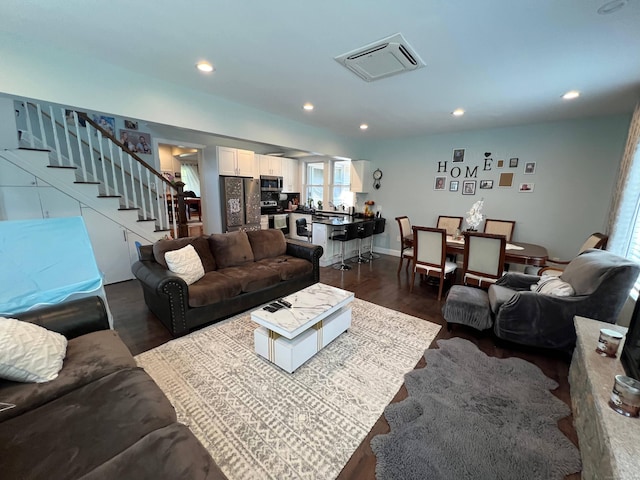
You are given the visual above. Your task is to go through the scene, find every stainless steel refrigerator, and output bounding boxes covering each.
[220,177,261,232]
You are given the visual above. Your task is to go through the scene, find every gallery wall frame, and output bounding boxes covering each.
[524,161,536,174]
[519,183,535,193]
[449,180,459,192]
[462,180,476,195]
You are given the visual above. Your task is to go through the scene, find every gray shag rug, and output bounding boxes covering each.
[371,337,581,480]
[135,298,441,480]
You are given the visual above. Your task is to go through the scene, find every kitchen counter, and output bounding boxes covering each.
[311,216,371,226]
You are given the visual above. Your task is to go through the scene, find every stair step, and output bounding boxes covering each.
[19,147,51,152]
[137,218,157,222]
[118,207,140,211]
[98,195,122,198]
[47,165,77,170]
[74,181,101,185]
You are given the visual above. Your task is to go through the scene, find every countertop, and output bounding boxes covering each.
[312,216,379,226]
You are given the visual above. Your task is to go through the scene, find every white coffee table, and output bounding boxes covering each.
[251,283,354,373]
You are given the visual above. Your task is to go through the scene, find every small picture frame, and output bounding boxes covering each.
[509,157,519,168]
[453,148,465,162]
[480,180,493,189]
[92,115,115,136]
[519,183,535,193]
[462,180,476,195]
[434,176,446,190]
[449,180,459,192]
[119,129,152,154]
[497,159,504,168]
[124,119,139,130]
[499,172,514,187]
[174,171,182,179]
[524,162,536,174]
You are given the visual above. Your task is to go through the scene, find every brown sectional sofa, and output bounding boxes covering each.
[0,296,226,480]
[132,229,323,337]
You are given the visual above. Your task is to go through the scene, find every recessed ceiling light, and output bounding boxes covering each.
[562,90,580,100]
[303,103,314,111]
[452,108,465,116]
[196,61,214,73]
[598,0,627,15]
[360,124,368,130]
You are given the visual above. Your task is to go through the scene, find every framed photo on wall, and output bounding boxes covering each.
[449,180,459,192]
[509,157,519,168]
[434,176,446,190]
[453,148,465,162]
[462,180,476,195]
[480,180,493,189]
[119,129,152,154]
[524,162,536,174]
[519,183,535,193]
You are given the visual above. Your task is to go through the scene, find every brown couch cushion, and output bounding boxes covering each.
[246,229,287,261]
[153,236,216,272]
[188,271,243,308]
[208,231,254,268]
[0,368,176,480]
[255,256,313,281]
[0,330,136,423]
[78,424,226,480]
[219,264,281,293]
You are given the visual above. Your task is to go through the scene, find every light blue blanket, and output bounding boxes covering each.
[0,217,103,315]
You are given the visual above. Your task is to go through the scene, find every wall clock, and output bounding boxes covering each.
[373,168,383,189]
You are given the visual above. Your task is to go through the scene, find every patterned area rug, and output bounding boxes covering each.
[371,337,582,480]
[135,298,441,480]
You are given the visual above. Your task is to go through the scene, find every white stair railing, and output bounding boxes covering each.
[19,100,179,236]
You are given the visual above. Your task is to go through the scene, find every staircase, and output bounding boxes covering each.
[1,100,186,243]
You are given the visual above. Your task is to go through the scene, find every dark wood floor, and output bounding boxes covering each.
[105,254,580,480]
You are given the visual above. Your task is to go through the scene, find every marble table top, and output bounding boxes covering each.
[251,283,354,339]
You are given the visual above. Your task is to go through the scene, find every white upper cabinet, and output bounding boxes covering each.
[350,160,371,193]
[258,154,283,176]
[281,157,300,193]
[217,146,255,177]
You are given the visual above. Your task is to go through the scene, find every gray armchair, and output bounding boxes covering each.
[489,249,640,352]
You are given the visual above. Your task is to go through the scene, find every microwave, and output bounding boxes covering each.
[260,175,283,192]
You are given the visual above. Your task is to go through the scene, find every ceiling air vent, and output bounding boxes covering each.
[334,33,426,82]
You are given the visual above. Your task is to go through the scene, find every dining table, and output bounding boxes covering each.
[445,235,548,267]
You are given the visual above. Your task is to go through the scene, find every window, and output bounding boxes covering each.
[331,160,352,208]
[609,105,640,297]
[304,162,324,207]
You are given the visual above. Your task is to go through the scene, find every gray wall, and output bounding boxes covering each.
[359,115,630,260]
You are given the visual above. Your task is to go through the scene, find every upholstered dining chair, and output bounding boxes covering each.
[395,216,414,274]
[527,232,609,276]
[462,231,506,287]
[410,226,457,300]
[436,215,463,236]
[483,219,516,242]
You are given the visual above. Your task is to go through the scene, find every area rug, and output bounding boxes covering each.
[135,298,441,480]
[370,337,582,480]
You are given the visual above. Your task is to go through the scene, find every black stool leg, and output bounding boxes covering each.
[334,240,351,270]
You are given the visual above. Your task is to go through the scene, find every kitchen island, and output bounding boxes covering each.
[310,214,376,267]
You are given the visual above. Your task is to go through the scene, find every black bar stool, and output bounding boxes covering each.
[332,223,359,270]
[351,220,375,264]
[366,217,386,260]
[296,218,312,242]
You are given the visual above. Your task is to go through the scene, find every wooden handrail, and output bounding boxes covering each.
[77,112,173,190]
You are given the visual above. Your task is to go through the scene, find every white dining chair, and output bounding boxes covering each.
[410,226,457,300]
[462,231,506,287]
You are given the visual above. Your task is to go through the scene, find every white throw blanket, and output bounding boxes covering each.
[274,214,287,229]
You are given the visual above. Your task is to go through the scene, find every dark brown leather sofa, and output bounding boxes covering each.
[0,296,226,480]
[132,229,323,337]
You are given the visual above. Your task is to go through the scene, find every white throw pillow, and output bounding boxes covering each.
[0,317,68,383]
[531,275,575,297]
[164,244,205,285]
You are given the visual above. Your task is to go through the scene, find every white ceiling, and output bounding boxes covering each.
[2,0,640,140]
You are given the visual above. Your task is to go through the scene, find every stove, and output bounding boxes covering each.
[260,200,281,215]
